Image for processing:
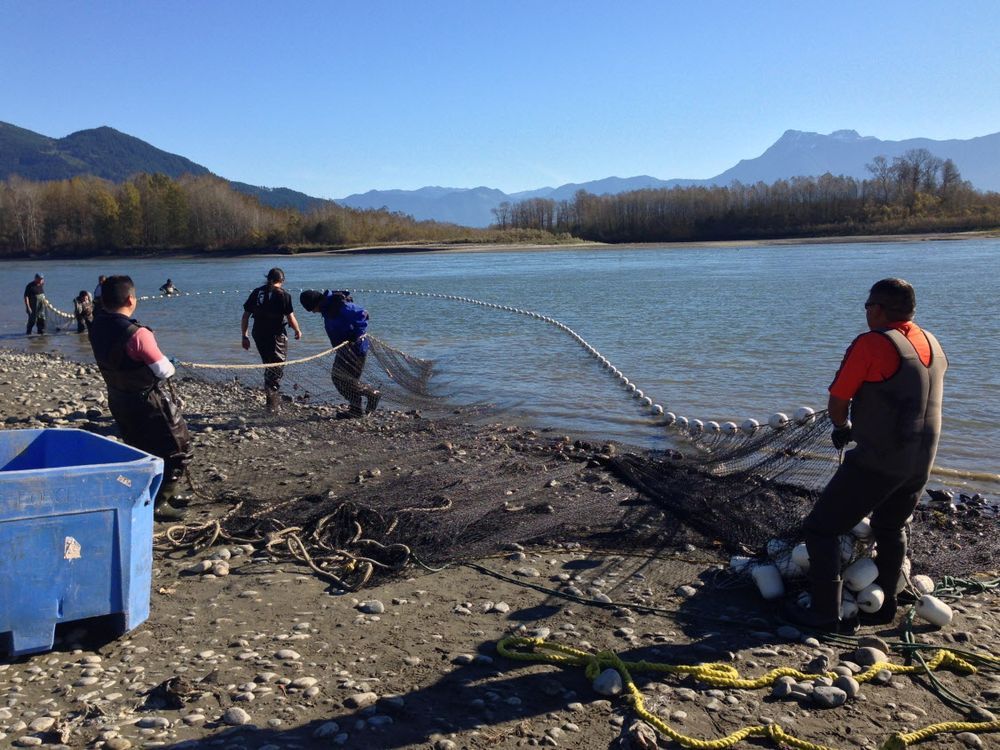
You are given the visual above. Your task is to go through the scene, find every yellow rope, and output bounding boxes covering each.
[497,636,999,750]
[880,718,1000,749]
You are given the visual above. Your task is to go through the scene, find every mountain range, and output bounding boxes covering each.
[2,120,999,227]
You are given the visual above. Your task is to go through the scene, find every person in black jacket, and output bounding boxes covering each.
[24,273,47,335]
[241,268,302,411]
[90,275,192,522]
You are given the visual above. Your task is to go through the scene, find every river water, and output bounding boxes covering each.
[2,239,998,491]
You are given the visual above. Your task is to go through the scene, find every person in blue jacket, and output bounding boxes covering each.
[300,289,380,418]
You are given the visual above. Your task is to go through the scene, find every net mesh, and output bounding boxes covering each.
[158,289,997,591]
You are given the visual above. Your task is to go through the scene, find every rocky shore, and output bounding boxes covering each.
[1,349,998,750]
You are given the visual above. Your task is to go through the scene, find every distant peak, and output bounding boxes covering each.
[65,125,125,138]
[829,129,862,140]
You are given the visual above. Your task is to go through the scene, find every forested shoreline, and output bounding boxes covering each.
[2,148,999,257]
[0,173,558,258]
[495,149,1000,242]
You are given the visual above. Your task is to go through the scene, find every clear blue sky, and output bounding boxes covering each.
[3,1,999,198]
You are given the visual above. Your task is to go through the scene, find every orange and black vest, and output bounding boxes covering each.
[89,312,158,393]
[849,327,947,479]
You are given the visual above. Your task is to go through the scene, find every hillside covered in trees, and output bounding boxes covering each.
[495,150,1000,242]
[0,121,338,213]
[0,173,553,257]
[2,149,999,257]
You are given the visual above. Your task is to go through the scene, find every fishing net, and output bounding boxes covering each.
[176,335,441,421]
[151,287,997,593]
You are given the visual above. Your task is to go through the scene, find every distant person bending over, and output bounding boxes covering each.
[299,289,380,419]
[241,267,302,411]
[159,279,180,296]
[89,275,193,522]
[24,273,47,335]
[784,278,947,633]
[73,290,95,333]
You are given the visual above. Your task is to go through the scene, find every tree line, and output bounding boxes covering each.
[492,149,1000,242]
[0,173,553,256]
[4,149,999,256]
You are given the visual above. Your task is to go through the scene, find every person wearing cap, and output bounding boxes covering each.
[159,279,180,296]
[784,278,947,633]
[241,268,302,411]
[89,275,193,522]
[299,289,380,419]
[23,273,47,335]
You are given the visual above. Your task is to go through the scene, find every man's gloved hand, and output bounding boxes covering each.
[831,421,853,450]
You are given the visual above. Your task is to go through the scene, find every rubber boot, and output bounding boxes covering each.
[365,390,381,415]
[154,499,186,522]
[783,579,843,633]
[154,481,187,522]
[348,393,364,418]
[265,389,280,413]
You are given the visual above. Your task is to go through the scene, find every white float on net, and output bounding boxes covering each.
[794,406,816,424]
[768,412,789,429]
[843,557,879,592]
[856,584,885,613]
[752,564,785,600]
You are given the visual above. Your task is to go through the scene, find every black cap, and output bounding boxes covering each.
[299,290,323,311]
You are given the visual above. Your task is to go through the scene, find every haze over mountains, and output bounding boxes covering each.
[2,120,999,228]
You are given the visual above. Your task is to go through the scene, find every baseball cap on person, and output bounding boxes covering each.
[35,273,44,280]
[299,290,323,311]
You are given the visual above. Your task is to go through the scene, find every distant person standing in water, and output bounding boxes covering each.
[89,275,193,522]
[784,278,947,633]
[159,279,180,296]
[24,273,47,335]
[73,290,94,333]
[93,275,107,312]
[241,267,302,411]
[299,289,380,419]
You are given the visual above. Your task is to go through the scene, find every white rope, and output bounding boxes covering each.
[177,341,348,370]
[140,285,994,485]
[140,285,817,439]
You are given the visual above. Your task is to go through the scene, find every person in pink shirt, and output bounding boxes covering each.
[89,275,192,521]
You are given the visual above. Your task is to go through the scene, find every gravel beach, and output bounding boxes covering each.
[1,348,998,750]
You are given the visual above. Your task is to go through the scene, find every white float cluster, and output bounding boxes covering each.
[42,300,76,320]
[143,286,823,446]
[733,520,950,626]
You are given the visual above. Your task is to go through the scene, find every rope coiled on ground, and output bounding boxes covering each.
[153,498,412,591]
[497,636,1000,750]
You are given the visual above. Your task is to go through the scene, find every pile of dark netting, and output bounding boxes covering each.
[168,341,998,590]
[608,450,999,579]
